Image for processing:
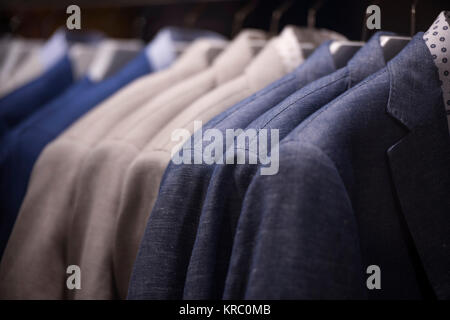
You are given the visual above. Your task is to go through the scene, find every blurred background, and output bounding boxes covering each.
[0,0,449,41]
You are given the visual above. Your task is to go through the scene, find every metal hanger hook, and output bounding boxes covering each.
[184,3,208,28]
[410,0,419,36]
[232,0,259,37]
[307,0,325,29]
[269,0,294,37]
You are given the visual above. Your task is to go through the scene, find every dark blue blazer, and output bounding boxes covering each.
[0,55,74,139]
[0,51,153,258]
[226,33,450,299]
[128,34,388,299]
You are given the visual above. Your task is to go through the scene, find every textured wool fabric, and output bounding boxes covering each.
[125,39,336,300]
[63,30,265,300]
[127,32,390,300]
[197,32,390,300]
[228,32,450,299]
[0,38,225,300]
[122,27,345,300]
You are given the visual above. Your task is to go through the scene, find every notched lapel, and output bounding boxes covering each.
[387,123,450,299]
[384,33,450,299]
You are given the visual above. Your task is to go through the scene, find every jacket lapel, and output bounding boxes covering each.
[386,33,450,299]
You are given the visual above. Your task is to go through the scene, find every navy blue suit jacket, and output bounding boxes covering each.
[0,55,74,139]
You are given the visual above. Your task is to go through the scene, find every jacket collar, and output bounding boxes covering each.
[386,32,450,299]
[293,40,337,85]
[347,31,392,87]
[212,29,267,86]
[387,32,447,130]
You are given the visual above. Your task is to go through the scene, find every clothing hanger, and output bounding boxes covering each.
[87,39,142,82]
[184,2,208,29]
[379,0,417,62]
[269,0,327,59]
[170,3,210,55]
[329,40,364,68]
[231,0,259,38]
[269,0,294,38]
[307,0,324,30]
[380,35,411,61]
[302,0,326,58]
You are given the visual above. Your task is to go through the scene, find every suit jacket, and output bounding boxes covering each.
[0,38,12,67]
[128,32,390,299]
[226,33,450,299]
[0,55,75,140]
[0,47,156,253]
[0,39,142,226]
[122,27,345,300]
[62,30,264,300]
[0,39,225,300]
[125,39,336,300]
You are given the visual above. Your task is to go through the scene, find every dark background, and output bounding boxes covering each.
[0,0,448,41]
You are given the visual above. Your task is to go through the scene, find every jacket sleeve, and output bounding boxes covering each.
[224,141,367,299]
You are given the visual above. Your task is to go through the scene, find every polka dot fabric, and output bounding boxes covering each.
[423,11,450,132]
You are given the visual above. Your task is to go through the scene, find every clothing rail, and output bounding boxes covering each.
[1,1,449,43]
[0,0,242,10]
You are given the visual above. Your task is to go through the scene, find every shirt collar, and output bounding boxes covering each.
[211,29,267,86]
[145,26,226,71]
[273,25,347,74]
[243,26,345,91]
[39,29,102,70]
[423,11,450,132]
